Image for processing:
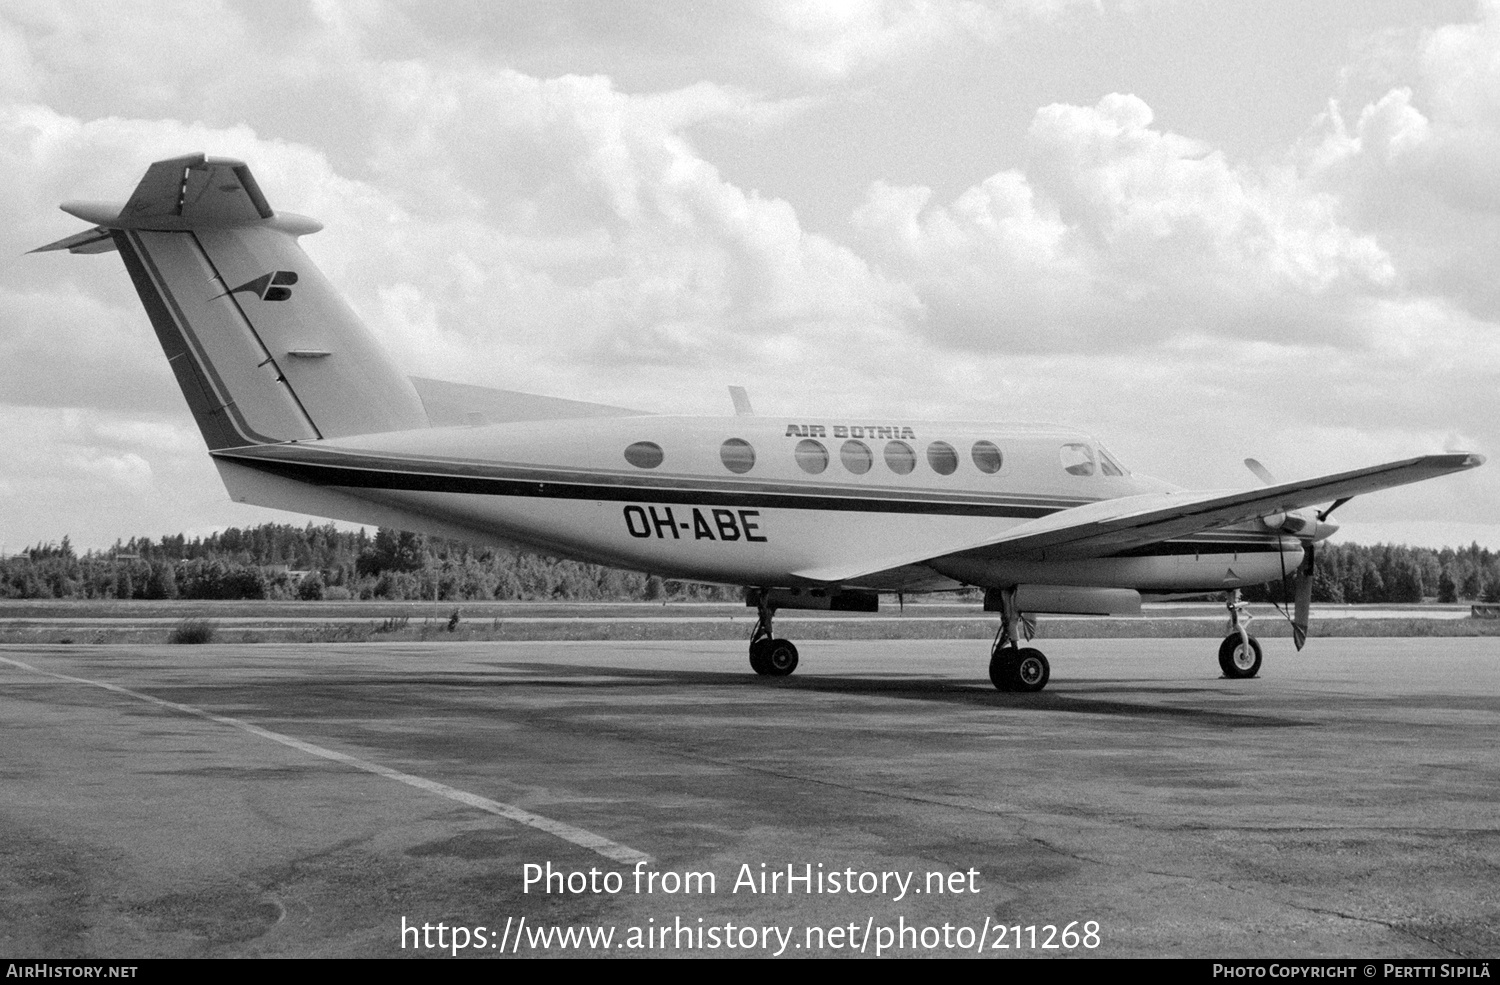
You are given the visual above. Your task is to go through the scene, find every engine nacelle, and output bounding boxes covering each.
[1261,510,1339,541]
[985,585,1142,617]
[1261,510,1316,536]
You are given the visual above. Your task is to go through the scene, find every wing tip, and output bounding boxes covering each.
[1438,451,1486,470]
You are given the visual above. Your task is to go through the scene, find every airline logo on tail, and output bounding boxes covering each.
[220,270,299,302]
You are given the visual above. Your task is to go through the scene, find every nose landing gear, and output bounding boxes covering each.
[1219,589,1262,679]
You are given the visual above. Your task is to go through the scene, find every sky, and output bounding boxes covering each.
[1,0,1497,553]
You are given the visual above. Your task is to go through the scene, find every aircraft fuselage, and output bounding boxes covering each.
[212,414,1303,594]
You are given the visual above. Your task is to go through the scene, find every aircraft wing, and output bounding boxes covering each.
[962,452,1484,561]
[792,453,1483,584]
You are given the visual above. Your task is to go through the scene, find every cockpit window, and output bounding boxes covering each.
[1059,443,1095,476]
[1098,446,1128,477]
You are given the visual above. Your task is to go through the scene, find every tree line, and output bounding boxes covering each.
[0,525,734,603]
[2,524,1497,604]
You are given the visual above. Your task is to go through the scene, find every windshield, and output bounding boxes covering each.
[1098,445,1129,476]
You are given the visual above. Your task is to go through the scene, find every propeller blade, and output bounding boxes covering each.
[1244,458,1277,486]
[1292,543,1314,651]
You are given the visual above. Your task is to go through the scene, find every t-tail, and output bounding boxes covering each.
[33,154,428,450]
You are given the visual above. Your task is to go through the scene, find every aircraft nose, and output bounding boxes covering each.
[1312,518,1340,541]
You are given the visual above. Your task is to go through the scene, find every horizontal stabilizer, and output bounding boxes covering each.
[30,226,117,255]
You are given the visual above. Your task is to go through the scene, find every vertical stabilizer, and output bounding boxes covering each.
[36,154,428,450]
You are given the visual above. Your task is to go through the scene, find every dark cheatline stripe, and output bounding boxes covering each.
[217,443,1092,509]
[222,454,1068,518]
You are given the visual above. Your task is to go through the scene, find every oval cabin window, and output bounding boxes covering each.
[971,440,1003,474]
[720,438,755,474]
[624,441,664,469]
[795,439,829,474]
[927,441,958,476]
[841,440,873,475]
[884,440,916,475]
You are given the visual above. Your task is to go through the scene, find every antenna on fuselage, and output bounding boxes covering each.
[729,386,754,417]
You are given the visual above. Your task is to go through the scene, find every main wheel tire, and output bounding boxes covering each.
[762,639,799,676]
[1218,634,1262,679]
[989,652,1016,691]
[1012,647,1050,693]
[749,638,771,675]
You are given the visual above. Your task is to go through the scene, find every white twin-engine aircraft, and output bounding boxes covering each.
[37,155,1485,692]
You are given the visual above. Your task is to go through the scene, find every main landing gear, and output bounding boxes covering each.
[748,594,798,677]
[988,587,1049,693]
[1219,589,1262,679]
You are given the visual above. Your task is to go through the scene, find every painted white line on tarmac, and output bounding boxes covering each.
[0,655,653,865]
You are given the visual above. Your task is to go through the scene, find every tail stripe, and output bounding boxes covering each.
[115,230,253,449]
[117,229,301,448]
[181,229,325,441]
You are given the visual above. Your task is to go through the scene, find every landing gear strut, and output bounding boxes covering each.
[748,592,798,677]
[1218,589,1262,679]
[988,587,1049,692]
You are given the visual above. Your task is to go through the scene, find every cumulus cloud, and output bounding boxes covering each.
[758,0,1004,80]
[1301,6,1500,323]
[0,405,293,550]
[853,93,1395,352]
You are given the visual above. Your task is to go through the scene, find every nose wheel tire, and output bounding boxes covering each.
[750,638,798,677]
[1218,634,1262,679]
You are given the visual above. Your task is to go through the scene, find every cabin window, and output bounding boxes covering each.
[927,441,958,476]
[795,439,829,474]
[1059,442,1095,476]
[720,438,755,474]
[624,441,664,469]
[884,440,916,475]
[971,440,1003,474]
[841,439,873,475]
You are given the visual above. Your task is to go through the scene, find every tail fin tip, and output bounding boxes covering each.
[46,154,310,236]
